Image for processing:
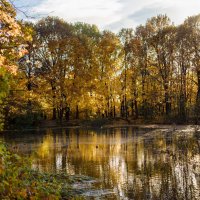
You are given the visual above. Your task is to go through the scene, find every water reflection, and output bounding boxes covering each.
[1,127,200,199]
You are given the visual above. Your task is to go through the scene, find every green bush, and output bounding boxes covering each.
[6,112,42,129]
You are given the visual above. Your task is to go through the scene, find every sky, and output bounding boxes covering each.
[14,0,200,32]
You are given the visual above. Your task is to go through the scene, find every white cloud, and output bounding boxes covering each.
[107,0,200,31]
[26,0,200,31]
[31,0,122,28]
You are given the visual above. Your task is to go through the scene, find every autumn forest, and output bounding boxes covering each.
[1,0,200,129]
[2,0,200,199]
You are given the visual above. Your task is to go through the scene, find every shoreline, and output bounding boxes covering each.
[1,119,199,133]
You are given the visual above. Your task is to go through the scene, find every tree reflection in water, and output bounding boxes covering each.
[2,127,200,199]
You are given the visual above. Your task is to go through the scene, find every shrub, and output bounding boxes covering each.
[0,142,84,199]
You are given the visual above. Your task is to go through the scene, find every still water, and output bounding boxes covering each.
[1,127,200,199]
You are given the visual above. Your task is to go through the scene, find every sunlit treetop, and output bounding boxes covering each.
[0,0,32,75]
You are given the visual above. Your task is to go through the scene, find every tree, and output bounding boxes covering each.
[69,22,100,119]
[147,15,176,116]
[119,28,134,118]
[35,17,73,121]
[97,31,122,118]
[183,14,200,121]
[0,0,31,129]
[175,24,191,121]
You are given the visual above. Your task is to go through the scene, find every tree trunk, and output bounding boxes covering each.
[121,98,124,117]
[76,105,79,119]
[65,107,70,121]
[179,64,187,121]
[52,107,56,120]
[125,94,128,119]
[141,70,146,117]
[163,81,171,116]
[196,70,200,104]
[165,90,171,116]
[124,53,127,119]
[107,97,110,118]
[131,99,134,117]
[51,81,57,120]
[58,108,64,123]
[195,70,200,123]
[135,99,138,119]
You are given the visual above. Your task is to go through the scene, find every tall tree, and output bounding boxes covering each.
[183,14,200,120]
[35,17,73,120]
[119,28,134,118]
[97,31,122,117]
[175,24,191,121]
[0,0,31,129]
[147,15,176,116]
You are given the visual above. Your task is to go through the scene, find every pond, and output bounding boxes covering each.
[1,126,200,199]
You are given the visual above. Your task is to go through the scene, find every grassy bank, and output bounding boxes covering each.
[0,142,88,199]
